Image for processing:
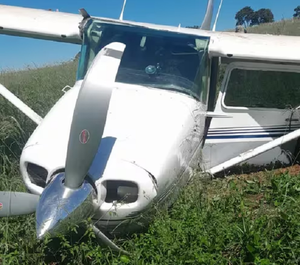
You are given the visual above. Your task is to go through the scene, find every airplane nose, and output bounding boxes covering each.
[36,173,96,240]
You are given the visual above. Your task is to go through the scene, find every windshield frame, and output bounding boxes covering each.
[76,19,211,102]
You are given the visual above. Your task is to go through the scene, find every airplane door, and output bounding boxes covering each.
[202,61,300,170]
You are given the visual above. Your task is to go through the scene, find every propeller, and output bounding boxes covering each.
[64,42,126,190]
[34,41,126,244]
[0,42,129,254]
[0,191,39,217]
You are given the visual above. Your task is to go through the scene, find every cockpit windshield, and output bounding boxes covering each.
[76,19,210,100]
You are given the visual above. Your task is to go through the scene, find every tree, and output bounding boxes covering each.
[235,6,254,27]
[258,8,274,23]
[293,6,300,18]
[250,8,274,26]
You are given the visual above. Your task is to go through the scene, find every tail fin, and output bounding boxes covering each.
[200,0,214,30]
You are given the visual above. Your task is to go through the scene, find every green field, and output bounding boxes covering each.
[1,19,300,264]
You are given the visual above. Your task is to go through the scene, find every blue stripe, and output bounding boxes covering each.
[208,129,296,136]
[206,133,284,140]
[209,125,300,133]
[210,124,298,129]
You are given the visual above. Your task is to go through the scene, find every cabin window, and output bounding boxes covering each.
[224,66,300,109]
[77,19,210,101]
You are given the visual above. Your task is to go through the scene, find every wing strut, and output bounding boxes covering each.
[208,128,300,175]
[0,84,43,125]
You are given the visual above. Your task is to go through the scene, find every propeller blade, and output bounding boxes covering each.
[0,191,39,217]
[64,42,126,189]
[91,224,130,255]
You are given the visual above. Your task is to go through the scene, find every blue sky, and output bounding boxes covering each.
[0,0,298,70]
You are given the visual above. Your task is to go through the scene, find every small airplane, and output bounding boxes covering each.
[1,0,300,254]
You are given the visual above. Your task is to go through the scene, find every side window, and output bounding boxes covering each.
[224,68,300,109]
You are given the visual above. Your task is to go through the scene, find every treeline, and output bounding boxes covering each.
[187,5,300,29]
[235,5,300,28]
[235,7,273,27]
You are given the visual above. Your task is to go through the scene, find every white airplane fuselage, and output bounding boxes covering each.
[20,80,206,234]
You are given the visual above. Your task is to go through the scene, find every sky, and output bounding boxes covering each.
[0,0,299,70]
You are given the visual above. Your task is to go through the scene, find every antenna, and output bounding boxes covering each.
[177,23,181,32]
[212,0,223,31]
[119,0,127,20]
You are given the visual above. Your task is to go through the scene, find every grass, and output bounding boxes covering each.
[225,18,300,35]
[1,18,300,264]
[246,18,300,36]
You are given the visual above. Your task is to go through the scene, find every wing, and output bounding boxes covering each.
[0,4,85,44]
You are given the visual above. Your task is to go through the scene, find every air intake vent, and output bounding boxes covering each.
[27,163,48,188]
[105,180,138,204]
